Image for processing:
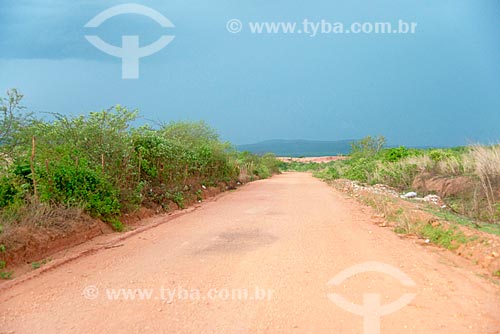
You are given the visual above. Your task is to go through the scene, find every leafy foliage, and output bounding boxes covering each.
[0,90,279,232]
[286,136,500,223]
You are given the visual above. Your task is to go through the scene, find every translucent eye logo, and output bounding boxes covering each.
[84,3,175,79]
[327,262,417,334]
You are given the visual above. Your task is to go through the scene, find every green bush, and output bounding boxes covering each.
[314,166,340,180]
[237,152,280,180]
[343,158,377,183]
[420,224,468,250]
[429,149,453,162]
[0,177,17,208]
[0,91,280,231]
[384,147,410,162]
[375,162,419,189]
[40,158,120,219]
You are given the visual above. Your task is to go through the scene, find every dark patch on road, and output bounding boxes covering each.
[196,228,277,254]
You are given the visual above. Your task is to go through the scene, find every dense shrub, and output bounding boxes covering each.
[0,91,279,230]
[0,177,17,208]
[39,158,120,219]
[384,147,411,162]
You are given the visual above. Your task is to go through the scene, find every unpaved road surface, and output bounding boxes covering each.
[1,173,499,333]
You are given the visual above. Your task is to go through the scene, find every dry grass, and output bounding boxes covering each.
[471,145,500,218]
[369,145,500,222]
[0,199,87,231]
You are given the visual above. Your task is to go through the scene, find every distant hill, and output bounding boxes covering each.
[236,139,355,157]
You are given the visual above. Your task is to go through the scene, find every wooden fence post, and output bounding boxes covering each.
[30,135,38,200]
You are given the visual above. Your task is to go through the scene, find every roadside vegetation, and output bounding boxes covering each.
[279,161,324,172]
[285,135,500,224]
[281,136,500,275]
[0,89,279,276]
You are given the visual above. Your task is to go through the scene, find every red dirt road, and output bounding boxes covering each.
[1,173,499,333]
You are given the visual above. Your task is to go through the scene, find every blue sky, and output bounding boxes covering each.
[1,0,499,146]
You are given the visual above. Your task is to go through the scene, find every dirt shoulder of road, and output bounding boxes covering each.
[326,178,500,280]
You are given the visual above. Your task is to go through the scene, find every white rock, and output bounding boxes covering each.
[401,191,418,199]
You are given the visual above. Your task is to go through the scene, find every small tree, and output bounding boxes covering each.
[0,89,31,148]
[351,135,386,157]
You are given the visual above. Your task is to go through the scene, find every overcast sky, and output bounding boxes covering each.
[1,0,499,146]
